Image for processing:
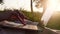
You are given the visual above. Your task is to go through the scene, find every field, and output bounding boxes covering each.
[22,10,60,30]
[47,11,60,30]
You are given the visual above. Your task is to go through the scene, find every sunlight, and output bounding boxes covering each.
[41,0,58,26]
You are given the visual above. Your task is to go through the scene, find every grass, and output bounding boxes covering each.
[47,11,60,30]
[21,10,42,22]
[22,10,60,30]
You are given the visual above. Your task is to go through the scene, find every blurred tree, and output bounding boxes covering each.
[30,0,35,21]
[0,0,3,4]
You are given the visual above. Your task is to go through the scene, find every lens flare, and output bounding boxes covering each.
[41,0,58,26]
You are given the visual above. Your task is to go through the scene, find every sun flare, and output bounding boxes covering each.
[41,0,59,26]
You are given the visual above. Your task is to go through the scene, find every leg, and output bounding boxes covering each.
[13,12,26,25]
[17,16,26,25]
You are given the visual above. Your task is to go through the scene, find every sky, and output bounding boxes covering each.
[0,0,60,12]
[0,0,43,12]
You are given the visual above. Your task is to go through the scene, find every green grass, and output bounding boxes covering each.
[47,11,60,30]
[21,10,42,22]
[22,10,60,29]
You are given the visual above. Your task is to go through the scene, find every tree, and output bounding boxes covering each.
[30,0,34,21]
[0,0,2,3]
[30,0,42,21]
[30,0,43,22]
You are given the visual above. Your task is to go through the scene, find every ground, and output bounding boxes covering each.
[0,26,60,34]
[0,20,59,34]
